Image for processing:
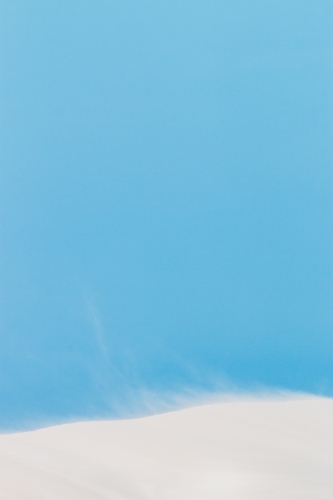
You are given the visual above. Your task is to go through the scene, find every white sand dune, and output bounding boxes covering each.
[0,396,332,499]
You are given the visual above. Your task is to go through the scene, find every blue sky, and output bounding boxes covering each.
[1,0,332,429]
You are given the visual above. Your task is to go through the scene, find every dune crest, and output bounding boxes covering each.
[0,396,332,499]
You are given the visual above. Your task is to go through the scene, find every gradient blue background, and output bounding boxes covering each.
[1,0,332,429]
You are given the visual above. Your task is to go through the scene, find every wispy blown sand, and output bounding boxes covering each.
[0,396,332,499]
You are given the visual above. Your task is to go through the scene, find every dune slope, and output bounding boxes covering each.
[0,396,332,499]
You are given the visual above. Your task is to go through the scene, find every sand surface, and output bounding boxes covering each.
[0,396,332,499]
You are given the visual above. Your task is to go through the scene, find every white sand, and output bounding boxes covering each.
[0,396,332,499]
